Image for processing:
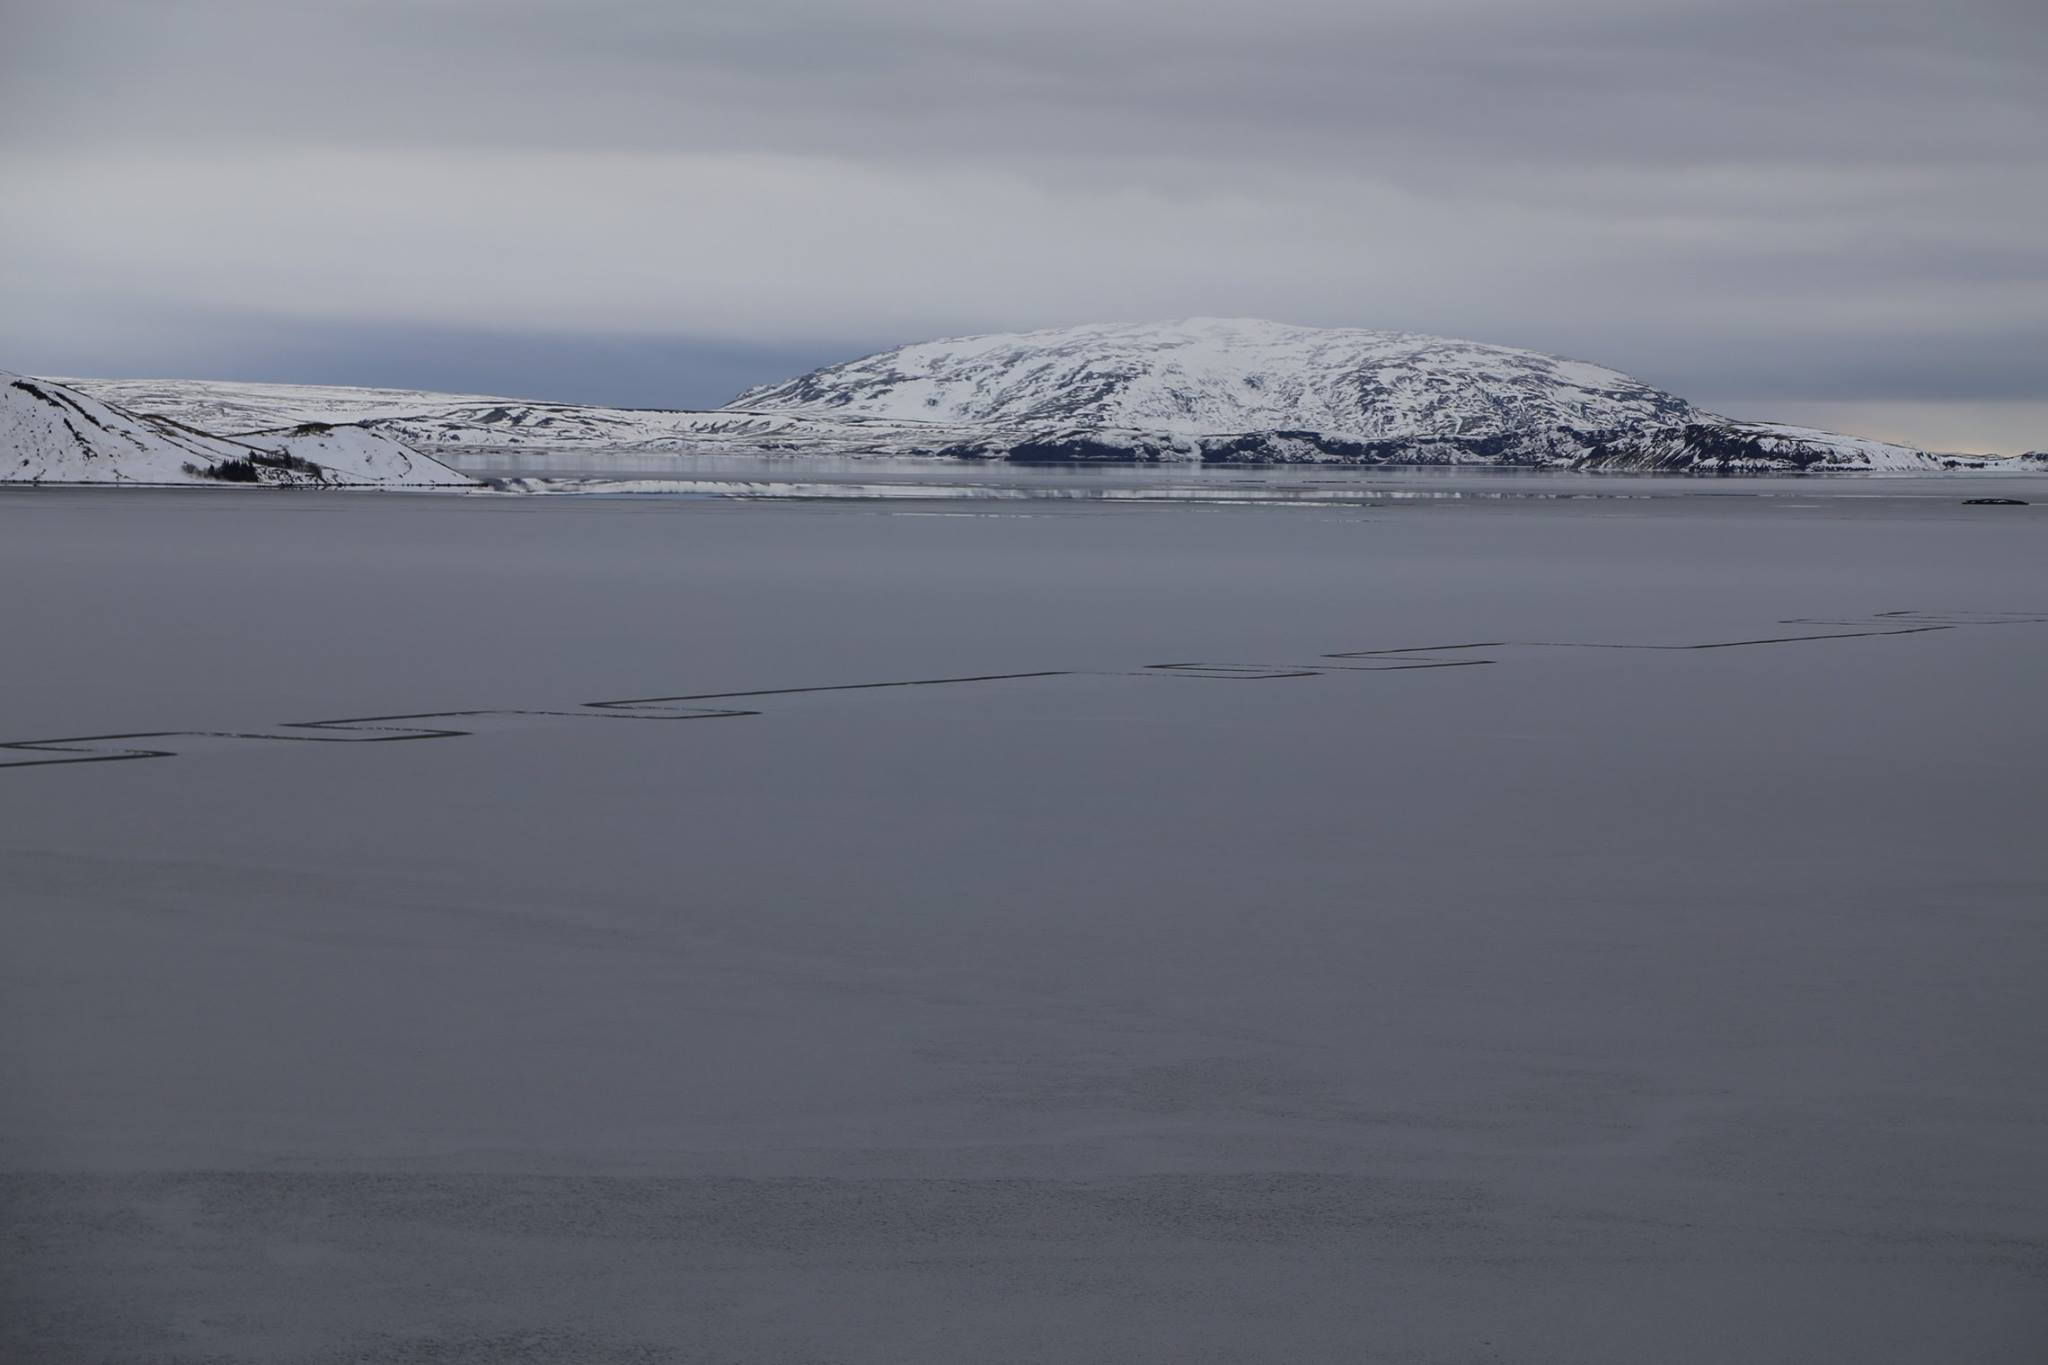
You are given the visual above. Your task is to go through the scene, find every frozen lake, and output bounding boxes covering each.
[449,447,2046,504]
[3,475,2044,1363]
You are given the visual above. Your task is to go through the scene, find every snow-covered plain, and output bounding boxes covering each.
[3,481,2043,1363]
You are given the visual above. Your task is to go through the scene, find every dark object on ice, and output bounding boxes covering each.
[1961,497,2029,505]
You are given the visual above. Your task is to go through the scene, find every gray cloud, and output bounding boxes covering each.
[2,0,2043,448]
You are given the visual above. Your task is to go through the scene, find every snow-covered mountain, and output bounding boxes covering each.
[3,375,474,486]
[734,318,1696,450]
[733,319,1982,472]
[47,321,2029,473]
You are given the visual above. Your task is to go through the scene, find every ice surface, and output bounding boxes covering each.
[2,479,2044,1363]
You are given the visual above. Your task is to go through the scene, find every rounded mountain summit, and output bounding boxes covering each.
[733,317,1696,443]
[731,317,1957,470]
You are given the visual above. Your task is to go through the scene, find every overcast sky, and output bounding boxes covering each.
[3,0,2043,449]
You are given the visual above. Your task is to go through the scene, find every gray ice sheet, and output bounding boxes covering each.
[2,484,2044,1363]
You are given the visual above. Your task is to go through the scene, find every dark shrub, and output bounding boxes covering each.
[204,458,262,483]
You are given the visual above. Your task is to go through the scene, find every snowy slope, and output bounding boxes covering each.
[59,377,936,454]
[59,378,522,433]
[2,374,312,484]
[3,375,475,486]
[733,320,1995,471]
[1585,419,1955,473]
[52,322,2026,473]
[246,423,476,486]
[733,317,1697,450]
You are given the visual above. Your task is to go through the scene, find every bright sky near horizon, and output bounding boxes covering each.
[2,0,2043,451]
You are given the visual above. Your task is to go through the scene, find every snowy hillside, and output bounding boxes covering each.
[60,377,953,455]
[733,317,1697,452]
[56,377,512,433]
[1585,419,1954,473]
[734,319,1991,471]
[50,322,2028,473]
[3,374,312,484]
[239,423,475,486]
[3,375,474,486]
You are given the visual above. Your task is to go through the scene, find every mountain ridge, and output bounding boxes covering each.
[45,321,2035,473]
[728,318,1977,471]
[731,317,1698,446]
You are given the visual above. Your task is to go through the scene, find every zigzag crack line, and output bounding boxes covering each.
[1139,660,1495,678]
[1871,609,2048,616]
[1519,626,1957,650]
[1326,626,1964,658]
[1315,659,1495,671]
[0,705,755,769]
[5,613,2037,773]
[1138,667,1324,679]
[1324,642,1506,658]
[1145,662,1321,673]
[0,734,184,769]
[601,671,1074,704]
[2,677,1053,770]
[1788,611,2048,626]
